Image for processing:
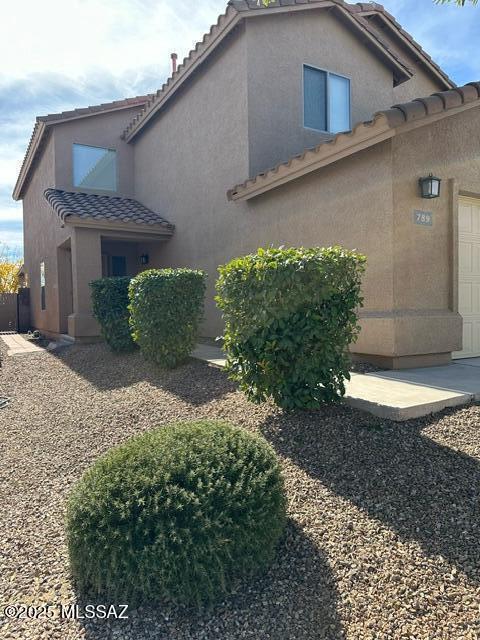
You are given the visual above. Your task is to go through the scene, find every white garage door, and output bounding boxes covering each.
[454,197,480,358]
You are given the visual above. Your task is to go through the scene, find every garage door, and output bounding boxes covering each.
[454,197,480,358]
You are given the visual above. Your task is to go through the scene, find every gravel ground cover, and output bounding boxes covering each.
[0,342,480,639]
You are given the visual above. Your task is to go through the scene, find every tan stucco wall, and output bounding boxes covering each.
[22,133,70,335]
[54,107,141,198]
[238,142,396,359]
[136,92,395,348]
[133,25,250,338]
[22,7,467,364]
[131,9,472,363]
[245,10,395,177]
[22,105,145,338]
[387,106,480,358]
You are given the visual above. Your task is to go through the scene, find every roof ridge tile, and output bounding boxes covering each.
[36,95,151,123]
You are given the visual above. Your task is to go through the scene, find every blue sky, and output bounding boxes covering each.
[0,0,478,260]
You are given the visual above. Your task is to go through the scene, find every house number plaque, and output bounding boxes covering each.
[413,210,433,226]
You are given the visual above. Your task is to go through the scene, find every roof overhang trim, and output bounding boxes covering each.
[63,216,174,236]
[12,121,46,201]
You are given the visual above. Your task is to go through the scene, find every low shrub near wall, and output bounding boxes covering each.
[216,246,366,410]
[129,269,206,368]
[90,277,136,352]
[66,420,286,606]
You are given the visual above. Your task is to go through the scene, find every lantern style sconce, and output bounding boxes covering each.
[419,174,441,199]
[140,254,150,266]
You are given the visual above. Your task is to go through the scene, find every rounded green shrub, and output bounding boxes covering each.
[90,277,136,352]
[129,268,206,368]
[216,246,366,410]
[66,420,286,607]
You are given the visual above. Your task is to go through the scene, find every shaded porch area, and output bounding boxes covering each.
[45,188,175,340]
[58,229,172,340]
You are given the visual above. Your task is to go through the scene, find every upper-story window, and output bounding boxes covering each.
[303,65,351,134]
[73,143,117,192]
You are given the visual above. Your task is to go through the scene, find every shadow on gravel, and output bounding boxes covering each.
[51,344,235,405]
[261,405,480,582]
[78,521,344,640]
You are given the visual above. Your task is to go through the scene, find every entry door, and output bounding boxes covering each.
[455,197,480,358]
[111,256,127,277]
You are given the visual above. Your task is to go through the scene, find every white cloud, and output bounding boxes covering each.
[0,0,227,80]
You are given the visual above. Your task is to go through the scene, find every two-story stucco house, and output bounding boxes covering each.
[13,0,480,368]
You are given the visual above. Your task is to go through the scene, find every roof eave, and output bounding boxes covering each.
[363,12,455,90]
[331,6,412,85]
[63,216,175,236]
[12,121,46,201]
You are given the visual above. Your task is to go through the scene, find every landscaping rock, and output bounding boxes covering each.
[0,342,479,639]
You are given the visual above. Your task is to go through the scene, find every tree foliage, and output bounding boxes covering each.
[0,262,21,294]
[435,0,477,5]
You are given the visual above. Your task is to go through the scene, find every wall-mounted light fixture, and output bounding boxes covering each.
[419,174,441,199]
[140,254,149,266]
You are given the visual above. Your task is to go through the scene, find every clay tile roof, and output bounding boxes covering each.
[228,81,480,201]
[44,188,174,232]
[123,0,453,142]
[379,82,480,126]
[36,95,152,124]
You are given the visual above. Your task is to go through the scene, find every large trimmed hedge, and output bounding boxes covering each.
[66,420,286,606]
[90,277,136,352]
[216,246,366,409]
[129,269,206,368]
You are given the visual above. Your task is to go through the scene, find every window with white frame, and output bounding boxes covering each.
[73,143,117,191]
[303,65,351,134]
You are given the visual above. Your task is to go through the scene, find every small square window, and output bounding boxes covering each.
[73,143,117,191]
[303,66,351,134]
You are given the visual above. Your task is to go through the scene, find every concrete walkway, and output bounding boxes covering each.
[192,344,480,421]
[1,334,44,356]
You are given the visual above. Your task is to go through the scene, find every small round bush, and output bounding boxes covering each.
[66,421,286,607]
